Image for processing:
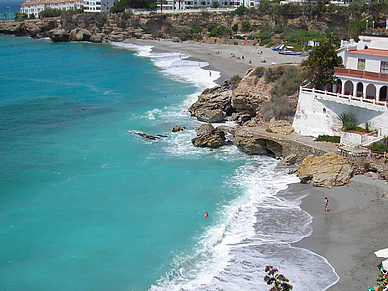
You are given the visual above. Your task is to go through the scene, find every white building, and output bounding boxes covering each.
[293,35,388,146]
[160,0,258,12]
[84,0,117,12]
[20,0,83,18]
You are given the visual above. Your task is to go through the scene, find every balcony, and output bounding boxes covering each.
[335,67,388,82]
[300,86,388,112]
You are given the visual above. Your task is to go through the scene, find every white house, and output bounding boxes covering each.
[83,0,117,12]
[159,0,258,12]
[20,0,83,17]
[293,35,388,146]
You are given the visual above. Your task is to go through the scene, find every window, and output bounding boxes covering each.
[381,61,388,74]
[358,59,365,71]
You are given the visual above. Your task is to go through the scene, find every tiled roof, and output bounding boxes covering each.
[349,48,388,57]
[21,0,78,6]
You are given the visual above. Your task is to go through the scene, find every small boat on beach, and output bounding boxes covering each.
[271,44,284,51]
[278,50,303,55]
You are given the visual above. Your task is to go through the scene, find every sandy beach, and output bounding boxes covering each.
[129,38,388,290]
[128,39,306,83]
[287,176,388,290]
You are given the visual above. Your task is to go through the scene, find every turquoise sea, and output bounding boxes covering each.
[0,35,339,291]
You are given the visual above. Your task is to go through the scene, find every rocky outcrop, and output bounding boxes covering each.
[90,33,105,43]
[188,80,233,122]
[232,129,283,158]
[172,125,186,132]
[49,29,70,42]
[296,153,353,188]
[231,70,272,116]
[69,28,92,41]
[267,118,294,135]
[192,123,226,148]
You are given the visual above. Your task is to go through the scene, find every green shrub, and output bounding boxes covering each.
[315,135,340,143]
[253,67,265,78]
[235,5,246,16]
[339,113,356,130]
[228,75,242,90]
[369,143,388,153]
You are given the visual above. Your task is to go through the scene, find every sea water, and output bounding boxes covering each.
[0,35,339,291]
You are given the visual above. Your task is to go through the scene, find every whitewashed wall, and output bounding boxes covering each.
[292,90,388,138]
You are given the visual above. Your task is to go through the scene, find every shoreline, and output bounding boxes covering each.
[128,38,388,290]
[127,39,306,84]
[286,176,388,290]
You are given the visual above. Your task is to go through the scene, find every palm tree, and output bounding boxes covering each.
[3,13,7,20]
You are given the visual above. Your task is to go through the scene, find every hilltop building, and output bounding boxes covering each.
[293,35,388,146]
[84,0,118,12]
[20,0,83,17]
[160,0,259,11]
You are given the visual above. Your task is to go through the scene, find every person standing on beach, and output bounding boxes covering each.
[324,197,329,213]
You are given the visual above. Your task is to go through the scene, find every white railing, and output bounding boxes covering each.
[300,86,388,111]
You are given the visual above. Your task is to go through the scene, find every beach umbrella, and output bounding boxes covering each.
[375,248,388,258]
[383,259,388,270]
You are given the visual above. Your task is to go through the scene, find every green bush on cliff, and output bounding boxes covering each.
[228,75,242,90]
[257,66,306,121]
[315,135,340,143]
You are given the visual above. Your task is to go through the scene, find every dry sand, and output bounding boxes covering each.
[128,38,388,290]
[290,176,388,290]
[128,39,306,83]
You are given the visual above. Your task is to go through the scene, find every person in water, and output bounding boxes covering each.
[204,212,208,218]
[324,197,329,213]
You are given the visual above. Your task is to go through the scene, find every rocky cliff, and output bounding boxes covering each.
[0,8,353,43]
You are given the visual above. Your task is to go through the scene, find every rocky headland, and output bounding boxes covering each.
[188,67,388,188]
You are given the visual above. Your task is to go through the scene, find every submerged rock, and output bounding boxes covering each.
[135,132,160,140]
[172,125,186,132]
[296,153,353,188]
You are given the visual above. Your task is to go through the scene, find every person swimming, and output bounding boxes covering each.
[204,212,208,218]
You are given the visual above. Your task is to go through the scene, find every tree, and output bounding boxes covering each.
[301,37,342,89]
[241,21,252,32]
[232,23,238,33]
[235,5,246,16]
[264,266,293,291]
[211,1,220,8]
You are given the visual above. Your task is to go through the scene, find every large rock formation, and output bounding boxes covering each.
[192,123,226,148]
[296,153,353,188]
[69,28,92,41]
[188,80,233,122]
[231,70,272,116]
[232,129,283,158]
[49,29,70,42]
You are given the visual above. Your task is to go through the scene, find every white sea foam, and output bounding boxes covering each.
[116,40,339,291]
[111,42,220,90]
[149,156,338,291]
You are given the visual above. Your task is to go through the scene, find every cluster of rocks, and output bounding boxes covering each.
[188,70,272,124]
[191,124,226,148]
